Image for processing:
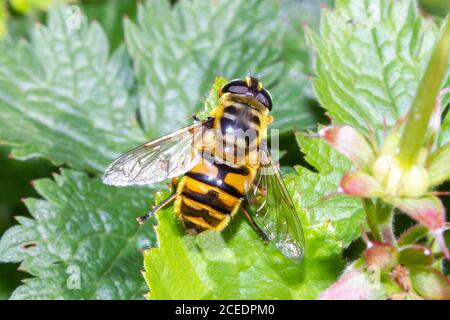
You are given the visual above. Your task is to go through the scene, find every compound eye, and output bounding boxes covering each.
[257,88,273,110]
[221,79,272,110]
[221,80,249,95]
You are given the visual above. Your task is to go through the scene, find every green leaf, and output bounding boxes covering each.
[295,132,366,247]
[306,0,440,139]
[0,169,156,299]
[269,69,319,132]
[278,0,335,132]
[124,0,316,137]
[0,7,145,173]
[144,182,344,300]
[0,145,52,299]
[281,0,333,73]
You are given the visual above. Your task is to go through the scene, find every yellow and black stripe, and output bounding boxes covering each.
[174,152,256,233]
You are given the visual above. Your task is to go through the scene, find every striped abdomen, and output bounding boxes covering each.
[174,153,256,233]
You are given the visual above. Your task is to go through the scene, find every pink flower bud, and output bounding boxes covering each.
[389,196,448,260]
[319,126,374,170]
[318,270,382,300]
[340,171,382,198]
[365,242,397,270]
[389,196,445,231]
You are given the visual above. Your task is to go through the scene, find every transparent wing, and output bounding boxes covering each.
[245,141,305,262]
[102,118,213,186]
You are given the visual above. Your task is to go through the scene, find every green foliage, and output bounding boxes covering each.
[295,133,366,247]
[124,0,316,136]
[0,1,325,300]
[307,0,450,300]
[0,7,154,299]
[0,9,145,173]
[0,146,52,299]
[281,0,333,73]
[306,0,440,140]
[0,170,156,299]
[0,0,448,300]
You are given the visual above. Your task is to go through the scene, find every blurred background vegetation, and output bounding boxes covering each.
[0,0,448,299]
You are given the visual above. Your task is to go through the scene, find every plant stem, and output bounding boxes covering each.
[398,16,450,169]
[375,201,395,245]
[362,199,381,241]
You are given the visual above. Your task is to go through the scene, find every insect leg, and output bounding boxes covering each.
[137,192,177,224]
[241,204,269,243]
[191,113,201,122]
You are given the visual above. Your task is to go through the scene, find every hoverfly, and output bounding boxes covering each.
[102,76,305,262]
